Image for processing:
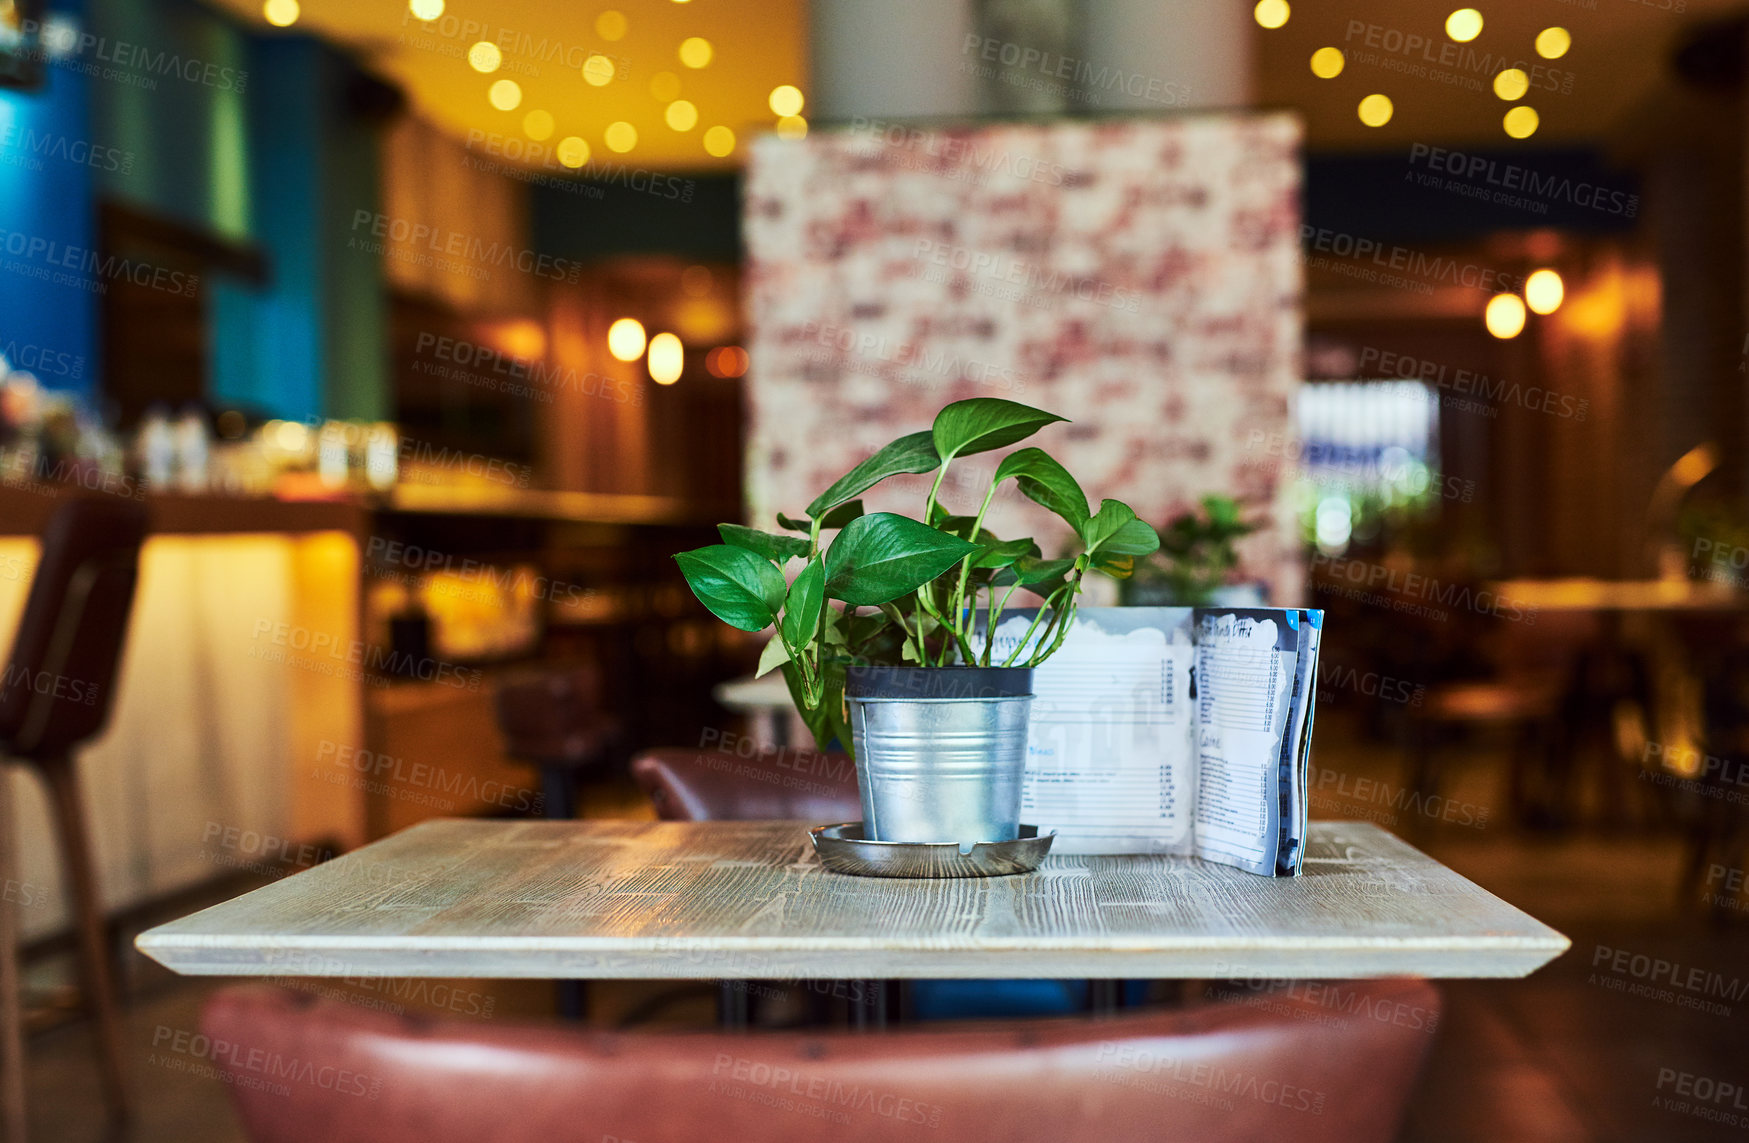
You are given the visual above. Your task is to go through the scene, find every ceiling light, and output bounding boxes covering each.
[702,125,735,157]
[583,54,616,85]
[679,37,713,68]
[1525,269,1564,314]
[665,100,698,131]
[1503,105,1539,138]
[556,136,591,169]
[1445,9,1482,42]
[1253,0,1289,29]
[488,79,522,111]
[1309,48,1344,79]
[605,121,637,152]
[263,0,299,27]
[1357,94,1393,127]
[523,110,554,140]
[596,10,627,41]
[608,318,647,361]
[1535,27,1570,59]
[648,333,684,385]
[468,42,501,73]
[769,85,805,117]
[1485,293,1526,339]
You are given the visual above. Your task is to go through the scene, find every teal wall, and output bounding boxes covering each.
[0,0,99,399]
[0,0,387,422]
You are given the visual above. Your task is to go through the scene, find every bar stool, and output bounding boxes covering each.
[0,496,149,1132]
[494,663,619,1021]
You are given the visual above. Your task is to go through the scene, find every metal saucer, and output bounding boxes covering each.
[809,823,1055,878]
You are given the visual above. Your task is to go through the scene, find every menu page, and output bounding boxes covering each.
[1191,610,1298,876]
[990,608,1195,855]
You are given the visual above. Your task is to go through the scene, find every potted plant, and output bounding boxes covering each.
[1125,494,1261,606]
[674,398,1159,843]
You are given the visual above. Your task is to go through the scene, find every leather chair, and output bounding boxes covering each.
[204,976,1440,1143]
[0,496,149,1129]
[494,663,621,821]
[630,745,861,823]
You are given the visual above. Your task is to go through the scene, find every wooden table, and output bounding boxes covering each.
[136,820,1567,981]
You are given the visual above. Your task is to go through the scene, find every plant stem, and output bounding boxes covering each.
[1000,588,1064,667]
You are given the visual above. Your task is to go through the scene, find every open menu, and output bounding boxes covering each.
[987,607,1322,876]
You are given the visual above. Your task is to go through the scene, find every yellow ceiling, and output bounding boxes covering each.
[215,0,807,171]
[216,0,1739,163]
[1256,0,1747,148]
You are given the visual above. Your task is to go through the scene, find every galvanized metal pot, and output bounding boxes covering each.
[843,666,1033,844]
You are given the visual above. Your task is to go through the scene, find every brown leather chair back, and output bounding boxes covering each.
[494,662,616,768]
[0,497,147,761]
[203,978,1440,1143]
[631,745,860,822]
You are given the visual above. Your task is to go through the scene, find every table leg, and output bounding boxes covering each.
[851,980,886,1031]
[0,766,24,1142]
[717,981,749,1030]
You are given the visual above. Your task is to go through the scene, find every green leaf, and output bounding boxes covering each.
[755,634,791,678]
[805,433,940,518]
[973,536,1038,569]
[823,512,979,607]
[1081,500,1161,557]
[994,555,1075,598]
[931,399,1067,462]
[1090,551,1137,579]
[777,499,864,533]
[993,447,1090,532]
[782,558,825,651]
[673,545,786,632]
[934,514,999,545]
[719,524,810,563]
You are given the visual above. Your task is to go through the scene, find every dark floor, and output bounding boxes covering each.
[22,716,1749,1142]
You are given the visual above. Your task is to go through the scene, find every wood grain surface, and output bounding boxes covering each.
[136,820,1569,980]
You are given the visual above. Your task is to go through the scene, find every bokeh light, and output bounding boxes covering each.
[776,116,808,139]
[408,0,443,18]
[556,136,591,169]
[1504,105,1540,138]
[665,100,699,131]
[1309,48,1344,79]
[605,121,638,152]
[703,125,735,157]
[679,37,713,68]
[1493,68,1528,101]
[1485,293,1527,339]
[648,333,684,385]
[583,54,616,86]
[596,10,627,40]
[263,0,299,27]
[706,346,749,378]
[1358,94,1393,127]
[608,318,647,362]
[769,85,805,116]
[468,42,501,73]
[1445,9,1482,42]
[1525,269,1565,314]
[488,79,522,110]
[1254,0,1289,30]
[523,110,554,140]
[1535,27,1571,59]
